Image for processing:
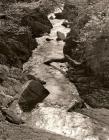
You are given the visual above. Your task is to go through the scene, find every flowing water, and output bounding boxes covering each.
[21,8,109,140]
[23,9,78,109]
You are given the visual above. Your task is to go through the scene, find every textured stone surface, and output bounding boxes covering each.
[0,28,37,68]
[21,8,52,37]
[85,35,109,81]
[57,31,65,41]
[0,121,73,140]
[0,91,13,107]
[27,106,109,140]
[1,107,24,124]
[63,0,109,109]
[19,80,49,112]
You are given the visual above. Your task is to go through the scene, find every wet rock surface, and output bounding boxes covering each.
[56,31,65,41]
[62,21,70,28]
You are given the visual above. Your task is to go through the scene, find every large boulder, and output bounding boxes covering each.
[0,27,37,67]
[57,31,66,41]
[55,13,64,19]
[21,8,52,37]
[18,80,49,112]
[62,2,79,21]
[62,21,70,28]
[26,20,51,38]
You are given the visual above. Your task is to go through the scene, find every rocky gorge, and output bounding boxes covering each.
[61,0,109,109]
[0,0,109,140]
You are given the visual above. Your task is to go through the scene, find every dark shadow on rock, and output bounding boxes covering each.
[18,80,49,112]
[21,8,52,38]
[55,12,64,19]
[56,31,65,41]
[46,38,53,41]
[62,21,70,28]
[67,96,86,112]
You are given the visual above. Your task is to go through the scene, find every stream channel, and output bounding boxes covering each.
[19,8,104,140]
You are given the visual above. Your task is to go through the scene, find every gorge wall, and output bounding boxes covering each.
[0,0,52,132]
[0,0,54,110]
[0,2,52,68]
[0,0,109,139]
[61,0,109,108]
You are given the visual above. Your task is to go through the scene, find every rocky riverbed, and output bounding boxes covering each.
[21,8,109,139]
[0,0,109,140]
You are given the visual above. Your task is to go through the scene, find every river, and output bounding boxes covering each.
[20,8,109,140]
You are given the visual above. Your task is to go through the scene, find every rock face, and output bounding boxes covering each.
[0,1,74,139]
[21,8,52,37]
[0,65,23,97]
[0,7,52,68]
[19,80,50,112]
[0,27,37,68]
[57,31,65,41]
[0,91,13,107]
[86,35,109,83]
[63,0,109,108]
[62,1,79,21]
[0,64,8,83]
[67,96,86,112]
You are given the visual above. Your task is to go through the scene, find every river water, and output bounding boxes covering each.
[23,8,79,109]
[21,8,109,140]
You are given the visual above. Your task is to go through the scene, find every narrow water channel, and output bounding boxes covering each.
[23,8,78,108]
[22,8,98,139]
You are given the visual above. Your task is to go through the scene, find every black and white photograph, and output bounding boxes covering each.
[0,0,109,139]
